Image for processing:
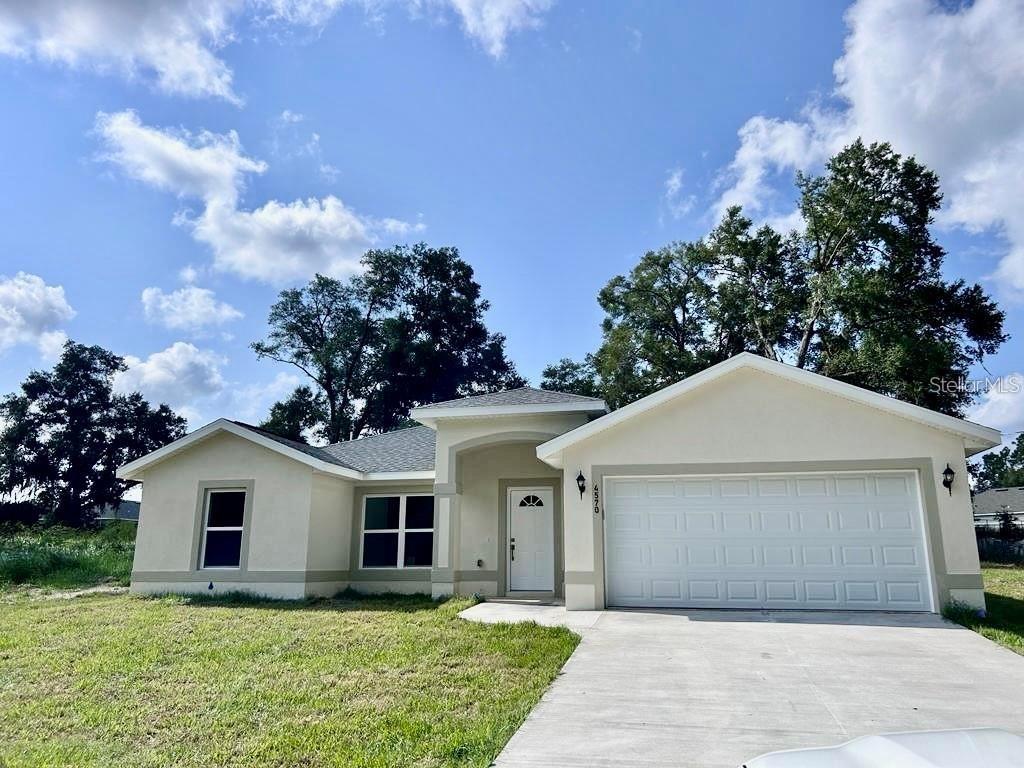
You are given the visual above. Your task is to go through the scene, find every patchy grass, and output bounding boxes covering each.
[0,592,579,768]
[945,564,1024,655]
[0,523,136,589]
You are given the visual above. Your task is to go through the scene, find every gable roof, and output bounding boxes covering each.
[416,386,605,410]
[536,353,1002,467]
[116,419,435,482]
[973,487,1024,516]
[117,384,607,481]
[411,386,607,425]
[229,421,361,470]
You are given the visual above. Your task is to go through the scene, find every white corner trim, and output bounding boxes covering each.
[411,399,607,427]
[536,353,1001,467]
[116,419,365,481]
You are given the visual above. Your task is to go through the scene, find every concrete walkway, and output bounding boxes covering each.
[461,603,1024,768]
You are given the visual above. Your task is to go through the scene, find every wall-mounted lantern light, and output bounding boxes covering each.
[942,463,955,496]
[576,471,587,499]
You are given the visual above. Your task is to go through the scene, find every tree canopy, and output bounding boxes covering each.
[543,140,1005,414]
[971,434,1024,493]
[0,341,187,527]
[254,243,524,443]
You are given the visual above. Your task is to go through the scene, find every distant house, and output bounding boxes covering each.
[96,485,143,523]
[972,487,1024,530]
[97,500,140,522]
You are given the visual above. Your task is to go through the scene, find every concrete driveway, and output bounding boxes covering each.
[462,603,1024,768]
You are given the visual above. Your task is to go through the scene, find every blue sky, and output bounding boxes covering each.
[1,0,1023,441]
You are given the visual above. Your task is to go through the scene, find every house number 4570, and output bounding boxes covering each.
[593,485,600,515]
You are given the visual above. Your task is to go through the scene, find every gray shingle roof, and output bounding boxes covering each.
[322,426,436,473]
[232,386,599,474]
[974,487,1024,516]
[415,386,605,411]
[231,421,435,474]
[230,421,361,470]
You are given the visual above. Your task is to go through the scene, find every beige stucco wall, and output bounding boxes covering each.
[433,413,590,487]
[130,431,356,598]
[308,473,353,572]
[557,367,982,612]
[457,443,561,590]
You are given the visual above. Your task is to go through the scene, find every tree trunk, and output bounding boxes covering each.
[325,390,341,444]
[795,318,814,369]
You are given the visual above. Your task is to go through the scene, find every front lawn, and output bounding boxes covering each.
[946,565,1024,655]
[0,592,579,768]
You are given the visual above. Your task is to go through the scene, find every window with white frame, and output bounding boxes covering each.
[199,489,246,569]
[361,494,434,568]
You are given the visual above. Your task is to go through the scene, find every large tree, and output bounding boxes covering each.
[258,386,325,443]
[0,341,187,527]
[971,434,1024,493]
[254,243,524,443]
[552,140,1005,414]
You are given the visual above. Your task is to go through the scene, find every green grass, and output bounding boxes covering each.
[945,564,1024,654]
[0,523,136,589]
[0,591,579,768]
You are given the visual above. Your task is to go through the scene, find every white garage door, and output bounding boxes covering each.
[604,471,934,611]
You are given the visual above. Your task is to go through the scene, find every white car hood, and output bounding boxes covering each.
[745,728,1024,768]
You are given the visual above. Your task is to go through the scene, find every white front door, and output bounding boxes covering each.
[508,487,555,592]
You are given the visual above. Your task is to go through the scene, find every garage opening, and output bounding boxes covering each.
[603,471,934,611]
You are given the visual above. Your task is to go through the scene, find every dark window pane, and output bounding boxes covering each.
[203,530,242,567]
[403,532,433,567]
[363,532,398,567]
[406,496,434,529]
[208,491,245,527]
[364,497,400,529]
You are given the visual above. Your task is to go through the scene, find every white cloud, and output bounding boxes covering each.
[226,370,304,424]
[319,163,341,182]
[0,272,75,357]
[255,0,346,26]
[628,27,642,53]
[662,168,696,221]
[141,285,243,332]
[444,0,553,58]
[96,110,420,283]
[113,342,308,428]
[95,110,265,204]
[37,330,69,362]
[713,0,1024,288]
[0,0,243,103]
[0,0,552,101]
[969,374,1024,445]
[114,342,226,419]
[195,197,381,282]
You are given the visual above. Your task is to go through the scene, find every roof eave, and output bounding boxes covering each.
[359,470,436,483]
[536,353,1002,465]
[116,419,365,482]
[411,400,608,428]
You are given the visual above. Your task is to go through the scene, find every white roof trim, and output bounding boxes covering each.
[116,419,365,481]
[536,353,1002,467]
[360,470,437,483]
[411,400,607,427]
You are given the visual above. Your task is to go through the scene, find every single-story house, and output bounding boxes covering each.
[118,353,999,612]
[973,486,1024,530]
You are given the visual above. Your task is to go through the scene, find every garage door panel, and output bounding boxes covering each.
[604,472,932,611]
